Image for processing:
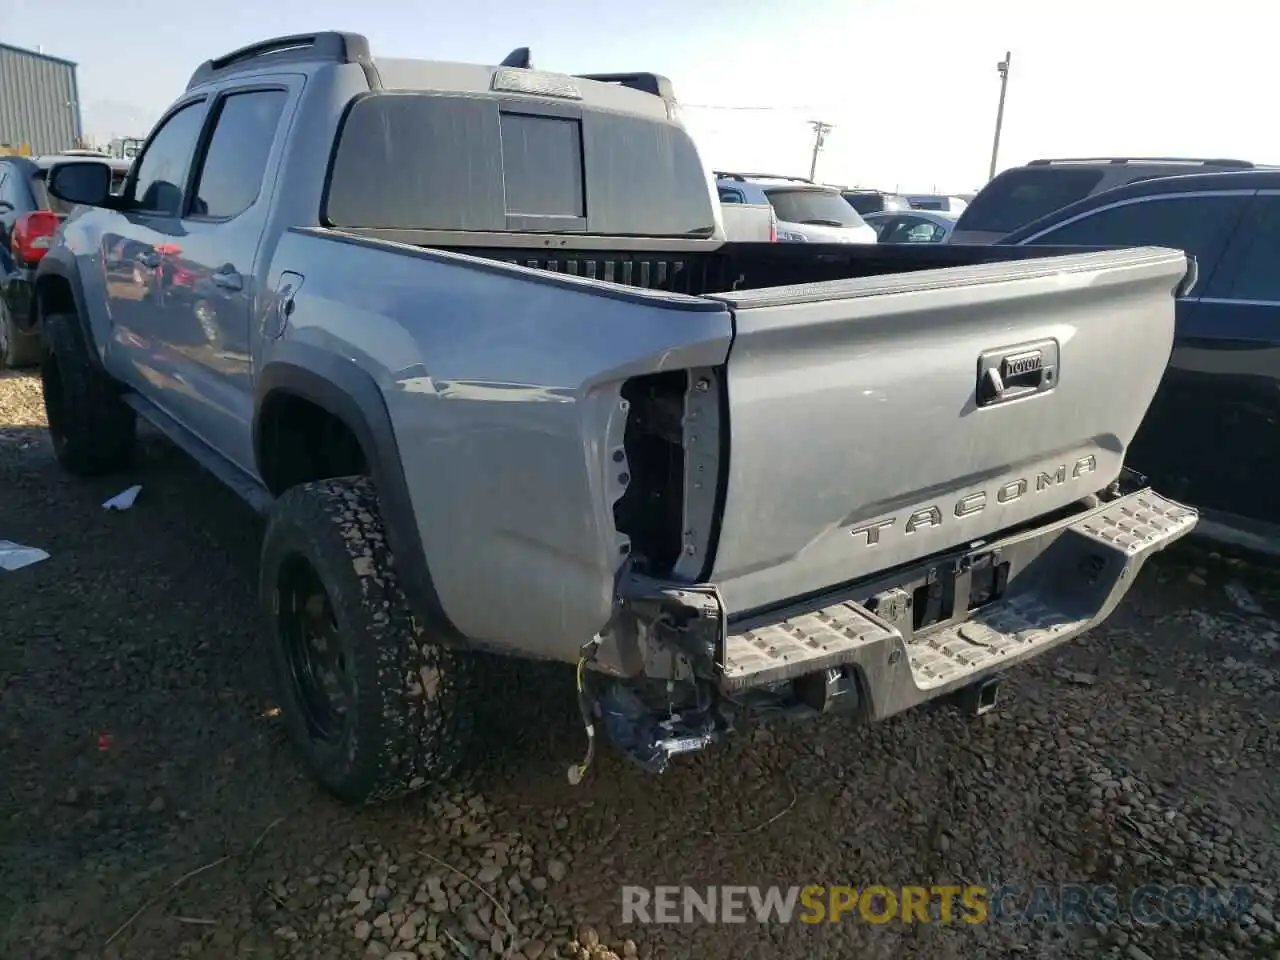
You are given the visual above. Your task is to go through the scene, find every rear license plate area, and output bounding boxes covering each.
[966,552,1010,610]
[910,551,1010,632]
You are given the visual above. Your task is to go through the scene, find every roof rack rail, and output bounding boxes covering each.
[713,171,815,184]
[186,32,374,90]
[1027,156,1254,168]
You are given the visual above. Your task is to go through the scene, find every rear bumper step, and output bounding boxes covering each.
[717,489,1196,719]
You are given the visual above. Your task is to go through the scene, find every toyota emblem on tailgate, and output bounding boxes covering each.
[976,339,1060,408]
[1001,350,1043,378]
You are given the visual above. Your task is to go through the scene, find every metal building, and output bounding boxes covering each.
[0,42,82,156]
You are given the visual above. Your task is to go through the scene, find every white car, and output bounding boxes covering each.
[719,200,777,242]
[716,172,877,243]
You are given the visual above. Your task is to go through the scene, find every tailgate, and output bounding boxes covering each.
[705,247,1188,616]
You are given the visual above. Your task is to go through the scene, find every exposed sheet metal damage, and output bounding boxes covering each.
[575,380,1198,779]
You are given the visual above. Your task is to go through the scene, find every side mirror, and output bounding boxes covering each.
[46,161,115,208]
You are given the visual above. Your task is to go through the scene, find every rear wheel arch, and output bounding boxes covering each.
[255,382,372,496]
[254,358,466,644]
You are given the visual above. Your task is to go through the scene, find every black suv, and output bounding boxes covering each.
[0,154,130,367]
[998,169,1280,549]
[952,156,1266,245]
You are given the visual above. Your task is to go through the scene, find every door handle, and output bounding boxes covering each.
[211,267,243,292]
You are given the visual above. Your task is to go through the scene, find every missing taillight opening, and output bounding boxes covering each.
[612,371,688,577]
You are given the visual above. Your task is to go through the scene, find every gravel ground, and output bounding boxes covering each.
[1,367,1277,960]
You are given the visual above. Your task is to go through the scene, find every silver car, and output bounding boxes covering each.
[716,172,877,243]
[865,209,958,243]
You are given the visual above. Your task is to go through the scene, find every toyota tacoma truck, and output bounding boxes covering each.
[34,32,1198,804]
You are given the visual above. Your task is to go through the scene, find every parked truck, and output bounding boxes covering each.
[34,32,1198,804]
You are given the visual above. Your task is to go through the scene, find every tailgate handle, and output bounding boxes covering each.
[976,339,1059,408]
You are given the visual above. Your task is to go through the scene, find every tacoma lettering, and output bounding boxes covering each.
[849,456,1099,545]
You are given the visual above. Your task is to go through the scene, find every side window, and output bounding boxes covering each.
[1027,194,1247,293]
[190,90,289,220]
[1207,195,1280,302]
[0,167,11,207]
[875,218,906,240]
[130,102,206,217]
[884,219,916,242]
[718,189,744,204]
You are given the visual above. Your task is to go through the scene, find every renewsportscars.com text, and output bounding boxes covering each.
[621,884,1255,926]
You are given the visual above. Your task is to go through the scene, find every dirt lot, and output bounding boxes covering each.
[1,368,1277,960]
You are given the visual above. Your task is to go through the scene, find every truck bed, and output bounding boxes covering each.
[381,237,1160,298]
[280,227,1189,653]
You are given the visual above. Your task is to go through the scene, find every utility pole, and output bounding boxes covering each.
[987,51,1012,182]
[808,120,833,181]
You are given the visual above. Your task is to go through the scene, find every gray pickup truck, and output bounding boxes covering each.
[34,33,1198,805]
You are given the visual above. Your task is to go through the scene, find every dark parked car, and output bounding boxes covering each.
[0,154,130,367]
[841,189,913,215]
[999,169,1280,552]
[952,156,1268,246]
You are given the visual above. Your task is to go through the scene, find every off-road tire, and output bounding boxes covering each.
[260,476,476,805]
[41,312,137,475]
[0,300,41,369]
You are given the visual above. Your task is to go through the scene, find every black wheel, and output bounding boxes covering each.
[0,299,41,369]
[259,476,476,804]
[41,312,136,476]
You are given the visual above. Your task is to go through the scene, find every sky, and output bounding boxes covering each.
[0,0,1268,194]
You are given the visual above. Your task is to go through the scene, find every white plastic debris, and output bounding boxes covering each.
[0,540,50,572]
[102,485,142,511]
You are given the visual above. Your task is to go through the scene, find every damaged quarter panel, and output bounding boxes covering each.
[265,229,732,660]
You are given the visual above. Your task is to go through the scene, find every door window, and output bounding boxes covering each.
[882,217,944,243]
[190,90,289,220]
[1024,194,1248,294]
[130,101,206,217]
[957,167,1105,236]
[0,165,17,209]
[874,217,904,240]
[1205,195,1280,302]
[905,222,944,242]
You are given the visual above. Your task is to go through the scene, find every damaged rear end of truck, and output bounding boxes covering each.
[299,61,1200,775]
[34,32,1204,805]
[579,245,1199,773]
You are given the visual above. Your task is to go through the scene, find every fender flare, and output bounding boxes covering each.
[254,351,466,644]
[31,248,98,352]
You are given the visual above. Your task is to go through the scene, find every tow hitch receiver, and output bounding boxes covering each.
[949,674,1002,717]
